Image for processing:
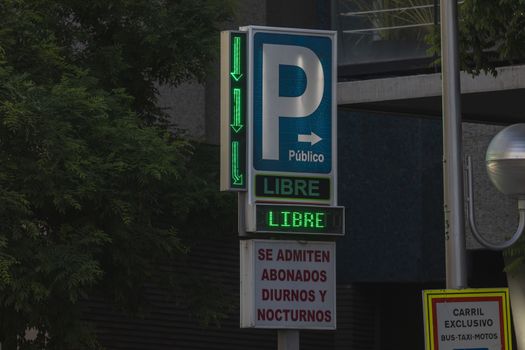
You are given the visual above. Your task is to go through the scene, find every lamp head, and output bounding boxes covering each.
[486,124,525,198]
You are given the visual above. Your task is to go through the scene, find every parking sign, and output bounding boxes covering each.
[246,26,336,205]
[253,31,333,174]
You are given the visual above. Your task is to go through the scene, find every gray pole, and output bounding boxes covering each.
[278,331,299,350]
[440,0,467,289]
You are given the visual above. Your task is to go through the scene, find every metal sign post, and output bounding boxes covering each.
[278,331,299,350]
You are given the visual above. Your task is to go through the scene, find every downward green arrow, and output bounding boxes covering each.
[231,141,243,185]
[231,88,243,133]
[230,36,243,81]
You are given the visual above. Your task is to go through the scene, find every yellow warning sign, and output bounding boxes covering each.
[422,288,512,350]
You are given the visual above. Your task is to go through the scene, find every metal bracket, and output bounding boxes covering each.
[465,155,525,250]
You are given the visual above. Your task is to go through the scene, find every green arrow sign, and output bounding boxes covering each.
[231,88,243,133]
[230,36,243,81]
[231,141,243,185]
[228,32,246,190]
[220,31,246,192]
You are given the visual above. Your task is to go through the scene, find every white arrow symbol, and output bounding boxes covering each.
[298,132,322,146]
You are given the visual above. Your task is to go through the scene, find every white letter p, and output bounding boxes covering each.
[262,44,324,160]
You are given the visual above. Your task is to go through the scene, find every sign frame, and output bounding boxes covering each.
[422,288,512,350]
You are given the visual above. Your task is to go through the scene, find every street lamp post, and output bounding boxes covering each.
[440,0,468,289]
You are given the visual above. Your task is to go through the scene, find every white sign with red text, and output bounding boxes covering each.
[240,239,336,329]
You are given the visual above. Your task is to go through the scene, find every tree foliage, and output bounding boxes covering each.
[0,0,234,348]
[458,0,525,75]
[429,0,525,75]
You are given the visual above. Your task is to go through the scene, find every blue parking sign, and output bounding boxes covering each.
[252,31,334,174]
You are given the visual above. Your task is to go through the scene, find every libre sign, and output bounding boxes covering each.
[255,204,344,235]
[240,240,336,329]
[422,288,512,350]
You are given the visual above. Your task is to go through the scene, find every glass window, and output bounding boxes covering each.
[335,0,438,70]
